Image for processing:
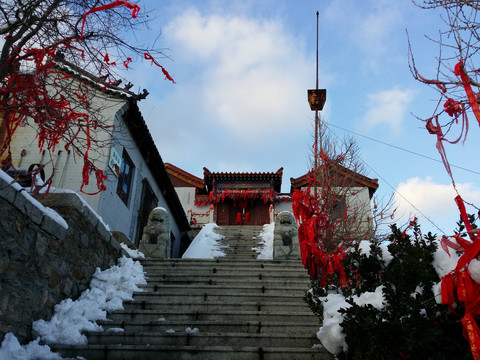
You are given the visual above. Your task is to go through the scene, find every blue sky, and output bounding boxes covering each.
[125,0,480,236]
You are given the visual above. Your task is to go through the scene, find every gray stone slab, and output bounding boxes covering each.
[40,214,67,240]
[0,177,17,203]
[19,192,44,225]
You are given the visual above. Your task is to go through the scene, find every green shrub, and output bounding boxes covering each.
[307,222,472,359]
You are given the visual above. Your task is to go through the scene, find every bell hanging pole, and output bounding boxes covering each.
[307,11,326,197]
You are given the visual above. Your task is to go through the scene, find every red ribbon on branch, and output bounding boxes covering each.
[80,1,140,39]
[291,179,347,286]
[455,61,480,128]
[144,53,176,84]
[441,195,480,359]
[426,116,456,187]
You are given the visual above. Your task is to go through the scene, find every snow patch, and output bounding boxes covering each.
[120,242,145,259]
[185,327,199,334]
[432,238,461,278]
[0,333,67,360]
[252,222,274,259]
[106,328,124,333]
[358,240,371,257]
[182,223,227,259]
[32,256,146,345]
[317,286,386,354]
[0,256,143,360]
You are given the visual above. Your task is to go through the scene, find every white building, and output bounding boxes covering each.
[0,66,190,256]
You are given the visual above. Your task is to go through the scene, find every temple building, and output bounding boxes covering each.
[204,167,283,226]
[165,164,288,227]
[166,163,378,235]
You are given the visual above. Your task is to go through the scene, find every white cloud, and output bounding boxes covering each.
[324,0,407,71]
[395,177,480,232]
[363,87,414,132]
[162,9,313,137]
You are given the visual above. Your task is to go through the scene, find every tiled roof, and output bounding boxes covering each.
[165,163,204,189]
[204,168,283,193]
[203,167,283,182]
[54,58,148,101]
[290,163,379,196]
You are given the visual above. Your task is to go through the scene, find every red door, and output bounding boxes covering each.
[217,200,230,225]
[216,199,270,226]
[246,201,269,225]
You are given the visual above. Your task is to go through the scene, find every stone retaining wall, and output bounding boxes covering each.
[0,173,127,343]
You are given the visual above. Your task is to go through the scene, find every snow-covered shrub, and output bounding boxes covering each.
[307,221,472,359]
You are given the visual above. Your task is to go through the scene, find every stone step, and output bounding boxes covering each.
[221,252,259,259]
[129,291,306,304]
[135,284,308,296]
[86,331,319,348]
[53,344,330,360]
[143,269,310,280]
[97,320,320,334]
[105,309,319,323]
[140,259,306,269]
[142,270,307,277]
[52,225,333,360]
[123,300,309,313]
[141,262,308,271]
[139,277,310,287]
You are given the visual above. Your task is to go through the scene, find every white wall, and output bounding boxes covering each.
[174,187,212,225]
[96,103,185,256]
[5,87,187,256]
[4,88,126,211]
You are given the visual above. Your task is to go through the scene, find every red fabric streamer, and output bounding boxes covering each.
[80,1,140,38]
[441,235,465,256]
[236,212,242,224]
[426,116,456,186]
[291,178,348,286]
[441,272,457,306]
[455,61,480,128]
[453,197,480,272]
[456,195,475,240]
[144,53,176,84]
[123,57,132,69]
[209,188,277,205]
[444,98,462,117]
[103,53,116,66]
[440,195,480,360]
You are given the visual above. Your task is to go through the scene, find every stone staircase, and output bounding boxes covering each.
[54,225,332,359]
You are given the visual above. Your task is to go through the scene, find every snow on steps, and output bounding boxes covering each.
[53,225,333,359]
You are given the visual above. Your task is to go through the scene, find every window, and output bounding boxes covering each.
[333,196,346,219]
[116,149,134,205]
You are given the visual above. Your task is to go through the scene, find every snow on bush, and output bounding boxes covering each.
[308,222,471,359]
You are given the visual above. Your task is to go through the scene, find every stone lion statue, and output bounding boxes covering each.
[139,207,171,258]
[273,211,301,260]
